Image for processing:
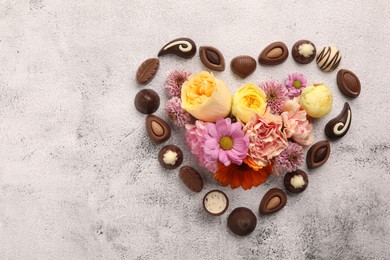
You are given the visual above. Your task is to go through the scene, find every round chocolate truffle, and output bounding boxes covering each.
[227,207,257,236]
[292,40,316,64]
[134,89,160,114]
[203,190,229,216]
[158,145,183,169]
[284,169,309,193]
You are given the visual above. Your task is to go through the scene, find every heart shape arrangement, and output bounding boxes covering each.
[134,38,360,236]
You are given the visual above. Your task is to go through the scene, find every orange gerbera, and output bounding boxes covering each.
[214,161,273,190]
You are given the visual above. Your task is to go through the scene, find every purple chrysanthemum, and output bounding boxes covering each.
[165,97,191,127]
[165,70,191,97]
[259,80,289,114]
[285,73,308,97]
[275,141,304,174]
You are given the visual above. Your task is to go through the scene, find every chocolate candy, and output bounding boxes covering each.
[134,89,160,114]
[145,115,171,143]
[136,58,159,85]
[158,145,183,169]
[230,55,256,78]
[203,190,229,216]
[258,41,289,65]
[259,188,287,215]
[199,46,225,71]
[179,166,203,192]
[291,40,316,64]
[316,46,341,72]
[227,207,257,236]
[325,102,352,139]
[158,37,196,59]
[284,170,308,193]
[337,69,361,98]
[306,140,331,169]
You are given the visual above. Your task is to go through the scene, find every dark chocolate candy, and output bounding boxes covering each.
[230,55,256,78]
[259,188,287,215]
[316,46,341,72]
[179,166,203,192]
[337,69,361,98]
[284,169,308,193]
[203,190,229,216]
[136,58,159,85]
[306,140,331,169]
[227,207,257,236]
[158,37,196,59]
[291,40,316,64]
[258,41,289,65]
[158,145,183,169]
[199,46,225,71]
[325,102,352,139]
[145,115,171,143]
[134,89,160,114]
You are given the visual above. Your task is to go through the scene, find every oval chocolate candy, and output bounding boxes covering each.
[306,140,331,169]
[227,207,257,236]
[259,188,287,215]
[337,69,361,98]
[258,41,289,65]
[145,115,171,143]
[179,166,203,192]
[158,37,196,59]
[291,39,316,64]
[316,46,341,72]
[199,46,225,71]
[230,55,256,78]
[136,58,159,85]
[325,102,352,139]
[284,169,308,193]
[158,145,183,169]
[134,89,160,114]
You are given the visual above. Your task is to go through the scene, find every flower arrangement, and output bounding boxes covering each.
[165,70,333,190]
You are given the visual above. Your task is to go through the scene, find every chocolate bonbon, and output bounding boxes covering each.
[325,102,352,139]
[230,55,256,78]
[259,188,287,215]
[337,69,361,98]
[227,207,257,236]
[203,190,229,216]
[158,145,183,169]
[179,166,203,192]
[291,40,316,64]
[145,115,171,143]
[136,58,159,85]
[258,41,289,65]
[316,46,341,72]
[199,46,225,72]
[306,140,331,169]
[284,170,308,193]
[134,89,160,114]
[158,37,196,59]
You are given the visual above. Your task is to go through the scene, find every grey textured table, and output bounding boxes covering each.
[1,1,390,259]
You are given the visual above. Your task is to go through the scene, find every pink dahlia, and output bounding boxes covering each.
[204,118,249,166]
[259,80,289,114]
[165,97,191,127]
[285,73,307,97]
[275,142,304,174]
[185,121,217,172]
[243,113,288,168]
[165,70,191,97]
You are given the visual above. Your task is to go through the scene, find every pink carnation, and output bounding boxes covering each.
[165,70,191,97]
[165,97,191,127]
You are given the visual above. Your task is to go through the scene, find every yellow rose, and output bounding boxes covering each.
[232,83,267,123]
[181,71,232,122]
[299,84,332,118]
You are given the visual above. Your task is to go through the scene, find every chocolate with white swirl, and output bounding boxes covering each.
[158,37,196,59]
[316,46,341,72]
[325,102,352,139]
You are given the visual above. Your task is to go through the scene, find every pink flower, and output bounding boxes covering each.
[185,121,217,172]
[204,118,249,166]
[275,141,304,174]
[165,97,191,127]
[285,73,307,97]
[165,70,191,97]
[259,80,289,114]
[243,113,288,168]
[281,99,314,146]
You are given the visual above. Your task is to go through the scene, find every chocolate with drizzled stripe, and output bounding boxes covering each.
[316,46,341,72]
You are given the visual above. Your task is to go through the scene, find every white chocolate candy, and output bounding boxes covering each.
[290,175,305,189]
[163,150,178,165]
[204,190,228,215]
[316,46,341,72]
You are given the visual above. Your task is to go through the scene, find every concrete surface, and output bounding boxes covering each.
[1,0,390,259]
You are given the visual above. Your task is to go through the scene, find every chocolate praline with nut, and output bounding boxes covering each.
[158,145,183,170]
[284,169,309,193]
[291,39,316,64]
